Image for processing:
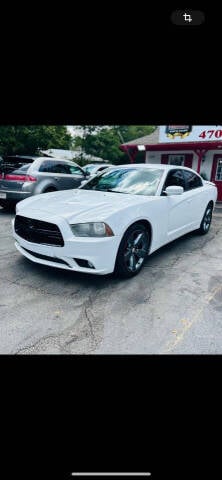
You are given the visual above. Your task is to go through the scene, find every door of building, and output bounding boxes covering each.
[211,155,222,201]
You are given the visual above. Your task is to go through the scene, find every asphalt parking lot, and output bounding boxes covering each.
[1,206,222,354]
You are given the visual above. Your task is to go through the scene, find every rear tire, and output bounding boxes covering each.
[198,203,213,235]
[114,223,150,278]
[0,200,15,211]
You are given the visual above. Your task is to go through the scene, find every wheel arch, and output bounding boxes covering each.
[208,200,214,209]
[199,199,214,222]
[119,219,153,252]
[42,186,58,193]
[34,180,58,194]
[114,219,153,277]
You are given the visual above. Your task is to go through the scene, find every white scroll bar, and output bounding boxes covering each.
[71,474,151,477]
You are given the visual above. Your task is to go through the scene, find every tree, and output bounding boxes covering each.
[83,127,125,163]
[113,125,156,143]
[0,126,73,156]
[73,125,156,164]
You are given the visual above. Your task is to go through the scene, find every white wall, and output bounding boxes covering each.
[146,149,222,181]
[146,150,197,165]
[145,152,162,163]
[200,150,219,181]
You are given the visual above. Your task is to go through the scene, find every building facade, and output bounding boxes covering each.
[120,126,222,201]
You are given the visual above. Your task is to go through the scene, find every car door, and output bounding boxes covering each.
[182,170,206,227]
[37,160,69,190]
[38,160,85,190]
[162,169,194,241]
[48,162,81,190]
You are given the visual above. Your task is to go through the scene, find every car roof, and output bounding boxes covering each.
[3,155,79,164]
[3,155,39,160]
[85,163,110,167]
[36,156,74,162]
[112,163,197,173]
[94,164,112,167]
[35,157,80,166]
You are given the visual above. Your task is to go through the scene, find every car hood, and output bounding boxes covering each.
[17,188,154,223]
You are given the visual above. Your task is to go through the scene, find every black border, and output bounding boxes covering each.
[0,4,220,124]
[1,354,222,479]
[1,11,222,479]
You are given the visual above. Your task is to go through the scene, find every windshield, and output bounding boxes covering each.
[81,167,164,196]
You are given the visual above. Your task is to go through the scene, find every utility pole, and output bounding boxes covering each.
[116,127,134,163]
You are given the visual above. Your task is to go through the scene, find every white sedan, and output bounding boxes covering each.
[12,164,217,278]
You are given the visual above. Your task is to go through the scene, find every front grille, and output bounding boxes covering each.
[23,248,69,266]
[15,215,64,247]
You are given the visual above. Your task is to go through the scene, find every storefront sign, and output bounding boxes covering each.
[159,126,222,143]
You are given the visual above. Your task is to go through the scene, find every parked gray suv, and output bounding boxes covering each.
[0,155,89,210]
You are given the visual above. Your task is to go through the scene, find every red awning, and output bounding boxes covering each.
[120,141,222,152]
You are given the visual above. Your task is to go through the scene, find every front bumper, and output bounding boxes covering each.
[12,217,120,275]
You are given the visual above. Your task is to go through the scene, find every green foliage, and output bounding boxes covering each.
[84,128,124,163]
[114,125,156,143]
[74,125,156,164]
[0,125,156,163]
[0,126,73,156]
[73,136,83,148]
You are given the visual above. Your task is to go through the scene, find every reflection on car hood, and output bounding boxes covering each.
[16,188,155,222]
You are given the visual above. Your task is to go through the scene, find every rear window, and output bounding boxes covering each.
[12,164,32,174]
[0,157,34,174]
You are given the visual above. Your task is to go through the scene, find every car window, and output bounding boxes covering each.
[183,170,203,190]
[52,163,72,174]
[39,161,66,173]
[10,164,31,174]
[164,169,185,190]
[39,161,56,173]
[39,160,84,175]
[68,165,83,175]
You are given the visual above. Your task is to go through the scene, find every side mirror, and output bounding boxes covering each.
[80,180,87,186]
[163,185,184,196]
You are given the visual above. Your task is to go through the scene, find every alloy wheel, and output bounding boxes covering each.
[123,229,149,273]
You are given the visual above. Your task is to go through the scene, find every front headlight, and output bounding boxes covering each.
[70,222,114,237]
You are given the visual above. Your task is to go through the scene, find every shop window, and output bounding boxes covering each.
[168,155,185,166]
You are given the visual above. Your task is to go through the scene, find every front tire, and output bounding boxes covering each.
[114,223,150,278]
[198,204,213,235]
